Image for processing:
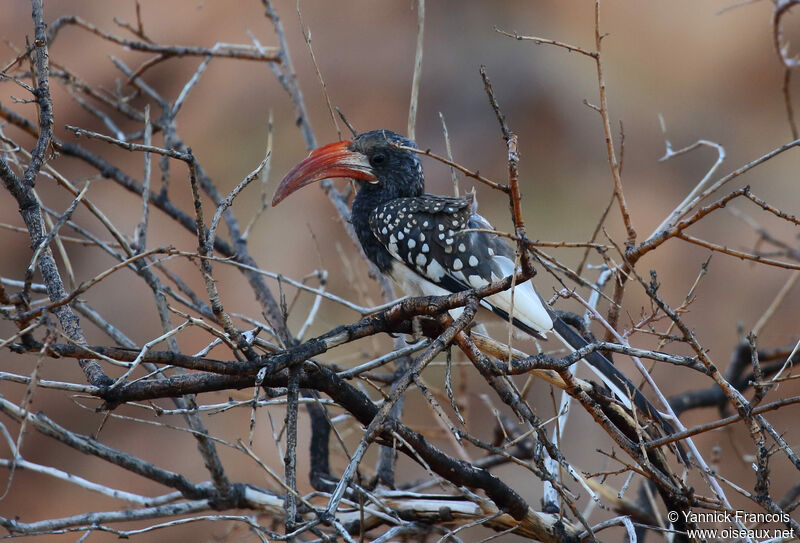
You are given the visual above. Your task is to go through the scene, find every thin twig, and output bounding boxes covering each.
[407,0,425,140]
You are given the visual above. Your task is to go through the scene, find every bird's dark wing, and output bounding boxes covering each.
[368,193,553,336]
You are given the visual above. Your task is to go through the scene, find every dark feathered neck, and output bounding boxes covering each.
[351,184,407,272]
[353,173,423,269]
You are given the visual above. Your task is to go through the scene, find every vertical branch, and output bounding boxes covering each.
[134,104,152,253]
[23,0,53,189]
[262,0,317,150]
[593,0,636,250]
[296,0,340,139]
[186,158,258,358]
[306,395,333,490]
[283,366,300,539]
[438,112,459,196]
[479,67,534,275]
[782,68,799,139]
[244,111,274,240]
[375,341,411,488]
[0,0,110,388]
[407,0,425,140]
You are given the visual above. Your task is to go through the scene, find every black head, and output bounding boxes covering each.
[347,130,424,199]
[272,129,424,206]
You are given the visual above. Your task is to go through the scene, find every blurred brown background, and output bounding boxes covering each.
[1,0,799,540]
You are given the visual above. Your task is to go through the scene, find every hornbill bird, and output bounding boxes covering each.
[272,129,679,443]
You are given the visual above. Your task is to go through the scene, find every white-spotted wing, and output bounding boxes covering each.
[369,192,553,336]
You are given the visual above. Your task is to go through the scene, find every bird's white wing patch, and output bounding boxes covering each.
[485,255,553,335]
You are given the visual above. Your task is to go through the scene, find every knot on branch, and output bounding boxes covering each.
[737,402,754,420]
[17,194,39,213]
[209,482,248,510]
[648,270,660,294]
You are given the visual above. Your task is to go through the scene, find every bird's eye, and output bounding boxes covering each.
[370,153,386,166]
